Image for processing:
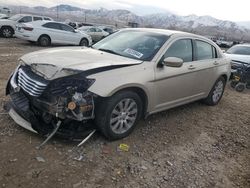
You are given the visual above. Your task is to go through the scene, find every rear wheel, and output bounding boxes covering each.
[95,91,142,140]
[1,26,14,38]
[79,38,88,46]
[203,76,226,106]
[38,35,51,47]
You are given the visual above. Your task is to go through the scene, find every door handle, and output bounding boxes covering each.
[213,61,219,65]
[188,65,196,70]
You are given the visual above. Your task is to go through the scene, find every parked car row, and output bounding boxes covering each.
[0,14,53,38]
[0,14,116,46]
[15,21,92,46]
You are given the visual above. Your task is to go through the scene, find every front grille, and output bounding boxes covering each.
[17,67,48,97]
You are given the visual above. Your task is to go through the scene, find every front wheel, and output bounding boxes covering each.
[203,76,226,106]
[95,91,143,140]
[38,35,51,47]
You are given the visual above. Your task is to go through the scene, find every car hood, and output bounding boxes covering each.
[225,53,250,64]
[20,47,142,80]
[0,19,15,25]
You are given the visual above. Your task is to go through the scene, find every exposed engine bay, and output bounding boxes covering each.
[6,64,97,140]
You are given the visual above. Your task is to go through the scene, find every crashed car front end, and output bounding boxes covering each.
[6,63,97,139]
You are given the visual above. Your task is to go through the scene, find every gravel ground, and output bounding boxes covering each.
[0,38,249,188]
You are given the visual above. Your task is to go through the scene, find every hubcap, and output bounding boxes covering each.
[212,80,224,103]
[3,29,12,37]
[110,98,138,134]
[41,38,48,46]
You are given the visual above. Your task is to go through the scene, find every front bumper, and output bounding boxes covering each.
[9,108,37,133]
[6,66,96,139]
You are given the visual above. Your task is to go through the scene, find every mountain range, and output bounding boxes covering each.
[6,4,250,41]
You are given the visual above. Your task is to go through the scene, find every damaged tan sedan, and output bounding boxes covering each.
[6,28,231,141]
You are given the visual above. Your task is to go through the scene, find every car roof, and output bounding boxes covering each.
[121,28,200,37]
[14,14,52,19]
[233,44,250,47]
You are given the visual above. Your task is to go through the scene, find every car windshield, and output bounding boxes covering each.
[92,30,169,61]
[227,45,250,55]
[8,14,23,21]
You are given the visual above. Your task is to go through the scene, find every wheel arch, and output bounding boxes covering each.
[95,85,149,118]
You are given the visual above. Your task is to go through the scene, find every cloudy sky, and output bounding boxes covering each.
[1,0,250,21]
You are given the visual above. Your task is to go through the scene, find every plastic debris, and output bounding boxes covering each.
[73,155,84,161]
[36,120,62,149]
[36,156,46,163]
[167,161,173,166]
[118,143,130,152]
[77,129,96,147]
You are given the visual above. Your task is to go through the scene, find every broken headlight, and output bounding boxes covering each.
[44,73,95,97]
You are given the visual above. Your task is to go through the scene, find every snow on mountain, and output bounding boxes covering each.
[237,21,250,30]
[6,4,250,40]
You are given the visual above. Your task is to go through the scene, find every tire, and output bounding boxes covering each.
[235,83,245,92]
[203,76,226,106]
[79,38,89,46]
[38,35,51,47]
[1,26,14,38]
[95,91,143,140]
[230,81,238,88]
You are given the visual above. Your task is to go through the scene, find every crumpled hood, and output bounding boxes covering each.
[225,53,250,64]
[20,47,142,80]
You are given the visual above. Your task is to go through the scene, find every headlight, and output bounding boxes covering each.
[44,72,95,97]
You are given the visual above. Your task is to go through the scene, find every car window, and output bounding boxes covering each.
[89,28,96,32]
[96,28,102,32]
[44,17,52,21]
[93,30,169,61]
[34,16,42,21]
[60,24,75,32]
[196,40,214,60]
[43,22,61,30]
[227,46,250,55]
[164,39,193,62]
[18,16,32,23]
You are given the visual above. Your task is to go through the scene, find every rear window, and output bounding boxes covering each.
[44,17,52,21]
[43,22,61,30]
[227,46,250,55]
[34,17,42,21]
[196,40,213,60]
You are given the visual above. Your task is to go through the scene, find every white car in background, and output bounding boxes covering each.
[0,14,53,38]
[78,26,109,43]
[225,44,250,66]
[15,21,92,47]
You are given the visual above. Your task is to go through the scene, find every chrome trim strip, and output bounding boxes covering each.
[18,69,47,87]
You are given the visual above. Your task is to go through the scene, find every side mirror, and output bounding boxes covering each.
[163,57,184,67]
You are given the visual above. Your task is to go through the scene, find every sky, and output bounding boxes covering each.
[1,0,250,22]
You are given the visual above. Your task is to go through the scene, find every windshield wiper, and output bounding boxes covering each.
[98,48,120,55]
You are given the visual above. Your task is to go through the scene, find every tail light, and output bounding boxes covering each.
[23,27,33,31]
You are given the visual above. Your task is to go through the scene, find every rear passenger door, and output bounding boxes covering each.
[42,22,62,43]
[191,39,220,94]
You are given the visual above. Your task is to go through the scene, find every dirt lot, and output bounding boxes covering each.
[0,38,249,188]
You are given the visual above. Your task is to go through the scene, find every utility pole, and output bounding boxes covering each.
[56,5,59,21]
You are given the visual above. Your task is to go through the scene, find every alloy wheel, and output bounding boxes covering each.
[110,98,138,134]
